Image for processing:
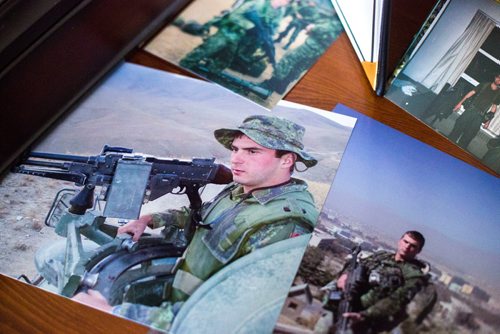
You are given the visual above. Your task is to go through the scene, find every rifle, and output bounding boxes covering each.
[328,246,367,333]
[12,145,233,298]
[243,9,276,66]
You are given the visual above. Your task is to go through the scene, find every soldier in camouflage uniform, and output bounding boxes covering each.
[179,0,290,77]
[259,1,342,94]
[73,115,319,331]
[275,0,314,50]
[333,231,430,333]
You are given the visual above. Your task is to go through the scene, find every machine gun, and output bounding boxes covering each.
[14,144,232,218]
[326,246,367,333]
[13,145,232,303]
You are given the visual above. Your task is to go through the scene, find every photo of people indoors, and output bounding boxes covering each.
[385,0,500,174]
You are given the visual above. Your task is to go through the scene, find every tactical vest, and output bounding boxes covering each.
[359,252,425,309]
[171,180,318,300]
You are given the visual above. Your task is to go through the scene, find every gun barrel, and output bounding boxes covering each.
[30,151,90,163]
[213,164,233,184]
[23,159,67,169]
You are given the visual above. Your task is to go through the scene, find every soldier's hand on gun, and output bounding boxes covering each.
[117,215,152,241]
[343,312,365,323]
[336,273,348,290]
[72,289,113,313]
[336,272,364,294]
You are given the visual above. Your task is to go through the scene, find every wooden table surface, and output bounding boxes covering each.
[1,30,496,334]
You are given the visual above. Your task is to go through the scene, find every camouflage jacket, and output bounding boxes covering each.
[356,251,427,322]
[113,178,318,331]
[210,0,284,34]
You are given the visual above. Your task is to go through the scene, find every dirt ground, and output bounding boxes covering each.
[0,173,72,281]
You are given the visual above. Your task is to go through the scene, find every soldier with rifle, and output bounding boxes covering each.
[71,115,320,331]
[259,0,341,95]
[323,231,433,333]
[275,0,317,50]
[178,0,289,78]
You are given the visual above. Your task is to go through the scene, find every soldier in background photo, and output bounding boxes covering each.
[259,1,341,95]
[274,0,310,50]
[447,73,500,150]
[171,0,341,104]
[72,115,320,332]
[178,0,290,79]
[319,231,436,334]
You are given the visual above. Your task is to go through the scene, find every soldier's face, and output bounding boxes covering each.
[230,135,292,193]
[395,234,421,261]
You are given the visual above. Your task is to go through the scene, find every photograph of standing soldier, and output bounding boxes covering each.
[447,73,500,149]
[320,231,435,334]
[274,0,311,50]
[178,0,289,79]
[72,115,320,332]
[260,0,341,95]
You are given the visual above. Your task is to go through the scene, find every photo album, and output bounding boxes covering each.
[331,0,442,95]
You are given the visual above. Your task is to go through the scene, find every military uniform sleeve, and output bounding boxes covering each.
[361,272,425,320]
[494,91,500,106]
[150,207,191,229]
[112,301,176,332]
[239,219,312,255]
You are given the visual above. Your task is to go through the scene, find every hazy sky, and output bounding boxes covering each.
[326,104,500,288]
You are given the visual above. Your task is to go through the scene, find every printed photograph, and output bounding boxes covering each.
[385,0,500,174]
[0,63,356,333]
[144,0,342,109]
[275,105,500,334]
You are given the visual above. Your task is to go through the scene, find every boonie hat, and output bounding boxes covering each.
[214,115,317,168]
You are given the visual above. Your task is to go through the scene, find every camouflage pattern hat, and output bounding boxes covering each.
[214,115,318,168]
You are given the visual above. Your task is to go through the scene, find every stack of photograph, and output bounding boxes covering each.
[0,1,498,334]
